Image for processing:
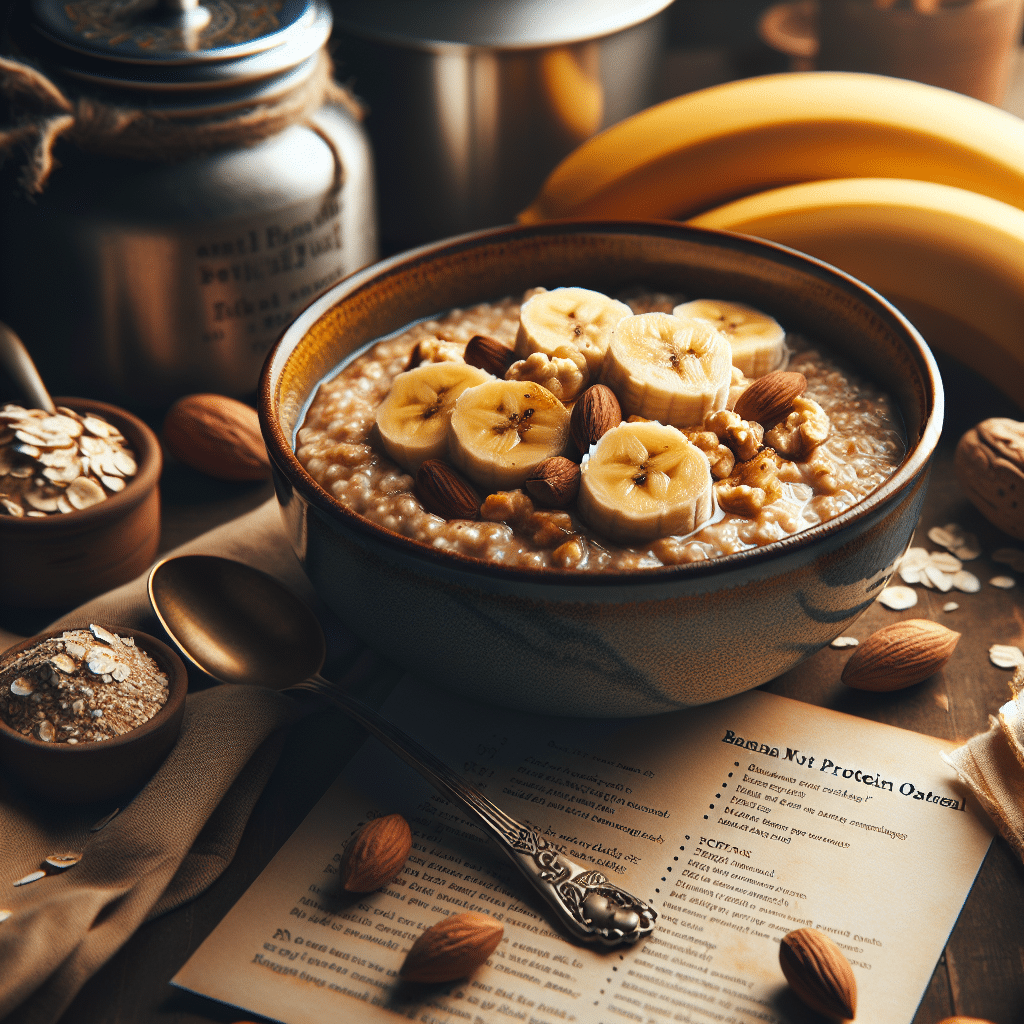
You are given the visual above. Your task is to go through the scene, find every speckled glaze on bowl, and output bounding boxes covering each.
[260,222,943,717]
[0,625,187,803]
[0,398,162,609]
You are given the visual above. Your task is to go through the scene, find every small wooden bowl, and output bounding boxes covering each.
[0,625,187,803]
[0,397,162,609]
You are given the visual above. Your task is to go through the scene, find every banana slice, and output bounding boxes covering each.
[672,299,785,378]
[516,287,632,376]
[376,362,492,472]
[578,420,714,544]
[449,380,571,491]
[600,311,731,427]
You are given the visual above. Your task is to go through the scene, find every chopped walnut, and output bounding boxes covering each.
[527,510,576,548]
[703,410,764,462]
[505,346,588,402]
[480,489,534,530]
[715,450,783,516]
[682,429,735,480]
[552,537,587,568]
[765,397,831,460]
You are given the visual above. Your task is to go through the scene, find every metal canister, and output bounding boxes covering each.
[0,0,377,408]
[330,0,674,251]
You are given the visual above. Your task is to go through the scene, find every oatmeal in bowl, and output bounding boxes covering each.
[295,287,905,573]
[261,222,942,717]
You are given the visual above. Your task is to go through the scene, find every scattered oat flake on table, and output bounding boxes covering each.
[943,601,959,612]
[933,692,950,711]
[879,585,918,610]
[0,909,11,923]
[929,551,963,573]
[951,570,980,593]
[13,870,46,887]
[990,576,1017,589]
[44,853,81,870]
[989,645,1024,669]
[830,636,859,649]
[928,524,960,548]
[924,564,954,591]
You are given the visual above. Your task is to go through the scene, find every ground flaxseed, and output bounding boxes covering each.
[0,625,169,744]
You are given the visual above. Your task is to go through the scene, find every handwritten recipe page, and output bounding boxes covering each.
[173,683,993,1024]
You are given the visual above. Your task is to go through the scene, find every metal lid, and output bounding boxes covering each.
[29,0,331,86]
[332,0,675,50]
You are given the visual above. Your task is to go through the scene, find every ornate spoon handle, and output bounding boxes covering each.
[295,673,657,947]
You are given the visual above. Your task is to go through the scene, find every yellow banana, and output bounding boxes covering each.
[688,177,1024,404]
[518,71,1024,224]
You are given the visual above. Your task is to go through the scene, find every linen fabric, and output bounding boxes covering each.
[0,499,360,1023]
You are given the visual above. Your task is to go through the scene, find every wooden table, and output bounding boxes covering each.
[11,347,1011,1024]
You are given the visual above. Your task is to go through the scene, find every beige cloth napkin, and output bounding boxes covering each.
[943,665,1024,862]
[0,499,363,1024]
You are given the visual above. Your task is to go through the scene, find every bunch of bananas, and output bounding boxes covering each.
[518,71,1024,403]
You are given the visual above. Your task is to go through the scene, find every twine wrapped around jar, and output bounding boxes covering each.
[0,49,363,193]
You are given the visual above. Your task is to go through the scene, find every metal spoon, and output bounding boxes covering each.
[0,321,56,412]
[148,554,657,947]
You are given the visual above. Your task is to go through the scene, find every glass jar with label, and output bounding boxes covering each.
[0,0,377,407]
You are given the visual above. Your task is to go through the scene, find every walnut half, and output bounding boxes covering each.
[955,417,1024,540]
[715,450,783,516]
[765,397,830,461]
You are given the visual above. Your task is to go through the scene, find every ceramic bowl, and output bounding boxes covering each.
[0,397,162,609]
[259,222,943,717]
[0,624,187,803]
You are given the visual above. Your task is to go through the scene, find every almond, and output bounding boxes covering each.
[734,370,807,426]
[339,814,412,893]
[841,618,960,691]
[525,456,580,507]
[400,912,504,983]
[779,927,857,1020]
[416,460,480,520]
[570,384,621,454]
[464,334,515,377]
[162,393,270,481]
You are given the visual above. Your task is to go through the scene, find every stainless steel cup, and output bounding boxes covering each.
[331,0,674,251]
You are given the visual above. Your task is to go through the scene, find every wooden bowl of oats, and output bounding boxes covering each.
[260,221,943,716]
[0,397,162,609]
[0,623,187,803]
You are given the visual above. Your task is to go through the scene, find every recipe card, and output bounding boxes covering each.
[173,683,993,1024]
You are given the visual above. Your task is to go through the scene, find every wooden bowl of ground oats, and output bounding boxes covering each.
[0,624,187,802]
[259,221,943,717]
[0,398,162,609]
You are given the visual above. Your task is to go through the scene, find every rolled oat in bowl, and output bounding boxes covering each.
[0,624,169,744]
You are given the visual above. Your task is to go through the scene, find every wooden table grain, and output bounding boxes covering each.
[21,350,1016,1024]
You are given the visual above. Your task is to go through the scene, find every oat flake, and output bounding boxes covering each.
[879,585,918,610]
[13,870,46,887]
[943,602,959,612]
[990,576,1017,590]
[830,636,859,649]
[952,571,981,594]
[989,645,1024,669]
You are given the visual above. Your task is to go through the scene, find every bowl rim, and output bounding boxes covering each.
[0,397,162,531]
[0,624,187,755]
[260,219,944,588]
